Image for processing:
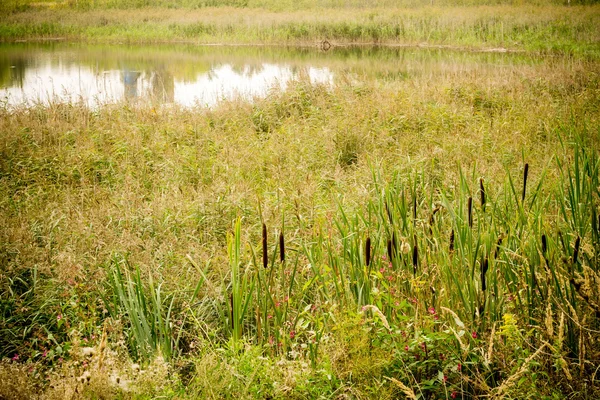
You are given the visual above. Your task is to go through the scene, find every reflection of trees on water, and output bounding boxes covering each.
[120,66,174,103]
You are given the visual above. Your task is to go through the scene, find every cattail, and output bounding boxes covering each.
[480,178,486,210]
[541,234,547,255]
[522,163,529,203]
[262,223,268,269]
[385,201,393,226]
[413,196,417,222]
[467,197,473,228]
[481,257,489,292]
[573,236,580,265]
[429,205,441,234]
[412,235,418,275]
[279,231,285,263]
[387,239,393,262]
[493,235,504,259]
[366,237,371,267]
[449,229,455,252]
[392,231,398,257]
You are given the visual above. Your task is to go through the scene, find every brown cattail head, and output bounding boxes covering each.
[541,234,547,255]
[573,236,580,266]
[480,178,486,210]
[412,235,418,275]
[449,229,455,252]
[279,231,285,263]
[481,257,489,292]
[387,239,393,262]
[262,223,268,269]
[467,197,473,228]
[366,237,371,267]
[413,196,417,222]
[493,234,504,259]
[522,163,529,203]
[385,201,393,226]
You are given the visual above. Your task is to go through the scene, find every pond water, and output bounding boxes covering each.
[0,43,553,108]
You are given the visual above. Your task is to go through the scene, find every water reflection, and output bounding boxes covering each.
[0,43,549,108]
[0,45,335,107]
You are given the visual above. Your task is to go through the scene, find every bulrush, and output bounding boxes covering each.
[493,234,504,259]
[480,178,486,210]
[541,234,547,255]
[262,223,268,269]
[449,229,455,252]
[366,237,371,267]
[467,197,473,228]
[481,257,489,292]
[522,163,529,203]
[387,239,393,262]
[279,231,285,263]
[412,235,418,275]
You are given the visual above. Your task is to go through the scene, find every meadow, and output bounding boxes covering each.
[1,1,600,399]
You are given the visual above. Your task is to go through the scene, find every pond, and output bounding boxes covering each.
[0,42,555,108]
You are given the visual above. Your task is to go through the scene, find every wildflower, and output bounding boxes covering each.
[428,307,436,315]
[267,314,273,319]
[57,314,63,321]
[404,345,409,351]
[451,391,458,399]
[290,331,296,339]
[42,350,48,358]
[380,267,385,273]
[443,375,447,383]
[11,354,19,361]
[472,331,478,339]
[457,363,462,371]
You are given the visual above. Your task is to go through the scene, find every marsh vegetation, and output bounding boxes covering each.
[1,1,599,399]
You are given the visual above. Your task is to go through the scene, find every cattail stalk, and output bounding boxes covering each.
[262,223,268,269]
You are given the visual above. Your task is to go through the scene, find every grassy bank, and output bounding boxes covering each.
[1,4,599,57]
[1,47,599,398]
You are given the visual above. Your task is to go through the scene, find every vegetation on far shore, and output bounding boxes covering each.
[0,1,599,58]
[1,1,600,398]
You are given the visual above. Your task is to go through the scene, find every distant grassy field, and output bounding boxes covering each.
[1,3,599,57]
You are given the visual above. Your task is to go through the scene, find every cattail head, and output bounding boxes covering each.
[366,237,371,267]
[573,236,580,266]
[279,231,285,263]
[387,239,393,262]
[481,257,489,292]
[467,197,473,228]
[541,234,547,255]
[522,163,529,203]
[449,229,455,252]
[412,235,418,275]
[479,178,486,210]
[262,223,268,269]
[493,234,504,259]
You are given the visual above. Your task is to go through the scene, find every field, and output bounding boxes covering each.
[1,1,600,399]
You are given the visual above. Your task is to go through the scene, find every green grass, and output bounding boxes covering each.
[0,30,599,398]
